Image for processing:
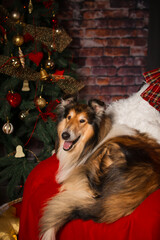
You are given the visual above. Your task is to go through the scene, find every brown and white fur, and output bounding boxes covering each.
[40,96,160,240]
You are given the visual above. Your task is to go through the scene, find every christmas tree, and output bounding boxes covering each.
[0,0,84,200]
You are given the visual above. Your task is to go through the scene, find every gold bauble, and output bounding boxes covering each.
[13,34,24,47]
[35,96,47,109]
[0,206,19,240]
[10,10,21,22]
[11,58,21,68]
[45,58,54,70]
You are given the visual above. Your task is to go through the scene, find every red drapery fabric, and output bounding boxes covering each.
[19,154,160,240]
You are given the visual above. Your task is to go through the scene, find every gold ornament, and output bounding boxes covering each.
[40,67,49,81]
[28,0,33,14]
[0,206,19,240]
[18,47,25,68]
[45,54,54,70]
[35,96,47,109]
[2,120,14,134]
[13,34,24,47]
[11,58,21,68]
[10,10,21,22]
[21,80,30,91]
[19,110,29,120]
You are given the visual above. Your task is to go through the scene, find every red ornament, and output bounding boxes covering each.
[6,91,22,108]
[28,51,43,66]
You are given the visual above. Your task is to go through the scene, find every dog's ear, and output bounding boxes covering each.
[56,95,77,116]
[88,99,106,118]
[61,95,77,107]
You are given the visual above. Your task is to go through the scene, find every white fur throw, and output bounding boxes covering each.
[106,84,160,143]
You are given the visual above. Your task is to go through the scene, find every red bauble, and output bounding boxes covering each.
[6,92,22,108]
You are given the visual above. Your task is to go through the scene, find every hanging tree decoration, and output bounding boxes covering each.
[28,0,33,14]
[6,91,22,108]
[15,145,25,158]
[40,66,49,81]
[45,52,54,70]
[2,118,14,134]
[11,56,21,68]
[28,51,43,66]
[35,95,47,109]
[10,10,21,22]
[19,109,29,120]
[12,34,24,47]
[35,85,47,109]
[18,47,25,68]
[18,47,31,91]
[21,80,30,91]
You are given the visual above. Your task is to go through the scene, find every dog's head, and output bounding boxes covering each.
[56,96,107,155]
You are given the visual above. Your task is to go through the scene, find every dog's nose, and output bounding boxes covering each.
[62,132,70,140]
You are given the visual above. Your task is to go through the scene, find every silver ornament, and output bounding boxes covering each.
[2,122,14,134]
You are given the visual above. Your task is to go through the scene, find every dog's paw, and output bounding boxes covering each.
[40,228,56,240]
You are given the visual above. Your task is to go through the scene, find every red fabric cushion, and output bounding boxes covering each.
[19,154,160,240]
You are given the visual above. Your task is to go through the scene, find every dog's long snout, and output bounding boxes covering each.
[62,131,70,140]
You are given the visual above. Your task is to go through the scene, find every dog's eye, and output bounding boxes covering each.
[79,119,85,123]
[67,115,71,120]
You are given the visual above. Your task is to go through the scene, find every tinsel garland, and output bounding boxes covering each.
[50,74,84,95]
[0,55,41,82]
[23,24,72,52]
[0,56,84,94]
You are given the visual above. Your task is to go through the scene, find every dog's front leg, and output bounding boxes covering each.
[39,190,95,240]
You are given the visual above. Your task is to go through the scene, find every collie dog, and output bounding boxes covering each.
[40,96,160,240]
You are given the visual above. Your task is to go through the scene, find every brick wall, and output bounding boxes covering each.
[59,0,149,103]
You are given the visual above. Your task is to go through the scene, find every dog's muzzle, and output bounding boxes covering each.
[62,131,80,151]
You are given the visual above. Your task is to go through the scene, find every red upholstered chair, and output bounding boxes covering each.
[19,154,160,240]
